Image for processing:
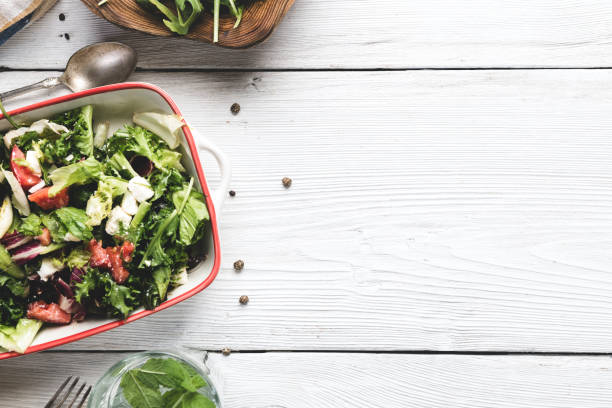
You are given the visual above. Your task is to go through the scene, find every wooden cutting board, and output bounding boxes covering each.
[80,0,295,48]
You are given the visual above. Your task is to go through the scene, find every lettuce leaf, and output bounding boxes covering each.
[0,318,42,353]
[108,126,183,171]
[17,213,42,237]
[0,275,27,297]
[172,188,208,246]
[73,105,94,157]
[86,180,113,227]
[66,248,90,270]
[49,156,103,196]
[42,207,92,242]
[52,105,94,157]
[108,152,138,178]
[0,243,25,279]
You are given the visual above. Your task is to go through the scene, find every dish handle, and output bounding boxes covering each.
[188,127,231,214]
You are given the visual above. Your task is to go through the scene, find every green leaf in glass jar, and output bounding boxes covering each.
[120,369,163,408]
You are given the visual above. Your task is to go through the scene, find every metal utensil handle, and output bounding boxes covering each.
[0,77,61,102]
[189,126,231,214]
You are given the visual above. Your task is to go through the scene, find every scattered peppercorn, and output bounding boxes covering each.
[229,190,236,197]
[64,33,70,40]
[222,347,231,356]
[282,177,292,188]
[233,259,244,271]
[230,103,240,115]
[239,295,249,305]
[59,13,66,21]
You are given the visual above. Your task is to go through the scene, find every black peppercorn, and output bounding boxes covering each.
[222,347,231,356]
[229,190,236,197]
[233,259,244,271]
[230,103,240,115]
[282,177,292,188]
[239,295,249,305]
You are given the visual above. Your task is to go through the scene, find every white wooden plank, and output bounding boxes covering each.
[2,352,612,407]
[3,70,612,352]
[3,0,612,69]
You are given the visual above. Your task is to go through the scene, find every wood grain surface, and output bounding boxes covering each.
[4,2,612,406]
[80,0,295,48]
[4,1,612,69]
[3,351,612,408]
[3,69,612,352]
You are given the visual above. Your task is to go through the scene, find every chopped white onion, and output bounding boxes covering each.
[3,170,29,216]
[28,180,46,194]
[0,197,13,239]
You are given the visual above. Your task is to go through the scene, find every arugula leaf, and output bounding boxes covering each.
[139,179,193,268]
[49,156,103,196]
[74,268,138,318]
[152,266,171,301]
[17,213,42,237]
[150,168,184,201]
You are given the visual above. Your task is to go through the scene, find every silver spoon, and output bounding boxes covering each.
[0,42,137,102]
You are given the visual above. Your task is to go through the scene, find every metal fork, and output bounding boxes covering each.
[44,376,91,408]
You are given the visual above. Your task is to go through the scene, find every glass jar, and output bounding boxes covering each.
[88,350,222,408]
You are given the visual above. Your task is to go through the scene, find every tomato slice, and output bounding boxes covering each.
[28,187,69,210]
[88,239,111,269]
[120,241,135,262]
[26,301,71,324]
[10,145,41,188]
[107,246,130,284]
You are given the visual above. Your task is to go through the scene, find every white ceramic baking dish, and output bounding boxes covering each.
[0,82,230,359]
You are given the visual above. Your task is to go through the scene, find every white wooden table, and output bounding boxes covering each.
[3,1,612,406]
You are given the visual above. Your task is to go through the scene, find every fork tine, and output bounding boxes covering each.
[44,376,72,408]
[55,377,80,408]
[75,385,92,408]
[66,382,86,408]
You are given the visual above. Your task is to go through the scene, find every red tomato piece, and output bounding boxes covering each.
[26,301,71,324]
[88,239,111,269]
[120,241,135,263]
[36,228,51,246]
[107,247,129,284]
[28,187,69,210]
[10,145,41,188]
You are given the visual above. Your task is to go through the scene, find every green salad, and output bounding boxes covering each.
[0,106,209,353]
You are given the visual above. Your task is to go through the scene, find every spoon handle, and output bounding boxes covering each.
[0,77,61,102]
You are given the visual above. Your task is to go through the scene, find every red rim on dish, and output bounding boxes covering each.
[0,82,221,360]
